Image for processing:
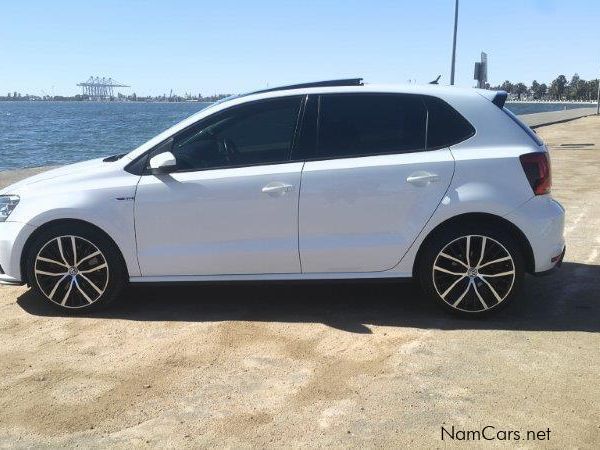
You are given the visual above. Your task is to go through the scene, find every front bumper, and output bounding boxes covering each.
[504,195,565,273]
[0,221,36,285]
[0,274,24,286]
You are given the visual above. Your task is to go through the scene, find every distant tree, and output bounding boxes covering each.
[570,73,589,100]
[531,80,542,99]
[568,73,579,99]
[500,80,513,93]
[530,80,538,97]
[514,83,528,100]
[549,75,568,100]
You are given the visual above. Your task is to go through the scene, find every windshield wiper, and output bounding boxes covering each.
[103,154,126,162]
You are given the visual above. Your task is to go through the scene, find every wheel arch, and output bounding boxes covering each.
[412,212,535,277]
[20,218,129,285]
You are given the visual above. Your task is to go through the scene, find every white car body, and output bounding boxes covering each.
[0,83,565,292]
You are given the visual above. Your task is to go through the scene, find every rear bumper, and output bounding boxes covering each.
[533,245,565,276]
[504,195,565,273]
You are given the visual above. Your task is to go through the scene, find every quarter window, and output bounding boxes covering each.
[317,94,427,158]
[170,97,302,171]
[423,96,475,148]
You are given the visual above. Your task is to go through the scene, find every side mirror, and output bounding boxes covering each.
[148,152,177,174]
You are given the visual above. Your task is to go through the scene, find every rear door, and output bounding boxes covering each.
[298,93,455,273]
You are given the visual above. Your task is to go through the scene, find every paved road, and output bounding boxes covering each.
[0,117,599,447]
[519,107,597,128]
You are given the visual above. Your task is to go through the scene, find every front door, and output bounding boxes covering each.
[134,96,304,276]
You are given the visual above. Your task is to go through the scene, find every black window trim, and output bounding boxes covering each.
[424,106,429,150]
[289,94,318,161]
[125,92,476,175]
[291,94,310,161]
[126,95,307,176]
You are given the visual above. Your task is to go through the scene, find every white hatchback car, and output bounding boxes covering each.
[0,79,565,316]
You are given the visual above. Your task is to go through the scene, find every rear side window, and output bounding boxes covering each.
[317,94,427,158]
[423,96,475,149]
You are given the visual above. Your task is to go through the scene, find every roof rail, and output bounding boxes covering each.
[243,78,364,96]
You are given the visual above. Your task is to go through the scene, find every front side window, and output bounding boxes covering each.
[317,94,427,159]
[170,96,302,171]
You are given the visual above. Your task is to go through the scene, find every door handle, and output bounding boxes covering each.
[261,182,294,196]
[406,171,440,186]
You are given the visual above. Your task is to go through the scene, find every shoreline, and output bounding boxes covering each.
[0,100,215,104]
[0,166,55,189]
[506,100,598,105]
[3,99,597,105]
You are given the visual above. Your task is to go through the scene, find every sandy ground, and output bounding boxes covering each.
[0,166,55,187]
[0,117,599,448]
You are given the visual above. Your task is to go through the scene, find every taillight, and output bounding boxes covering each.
[519,152,552,195]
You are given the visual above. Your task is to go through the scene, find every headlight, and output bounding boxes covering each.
[0,195,20,222]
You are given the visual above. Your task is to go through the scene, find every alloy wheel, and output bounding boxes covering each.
[34,235,109,309]
[432,235,516,313]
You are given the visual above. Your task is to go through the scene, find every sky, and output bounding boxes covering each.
[1,0,599,96]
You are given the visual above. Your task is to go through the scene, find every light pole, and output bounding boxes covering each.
[596,76,599,115]
[450,0,459,85]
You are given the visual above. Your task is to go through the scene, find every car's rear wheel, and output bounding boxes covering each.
[26,223,126,312]
[418,223,525,317]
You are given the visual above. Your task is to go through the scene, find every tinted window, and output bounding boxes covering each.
[423,96,475,148]
[170,97,302,171]
[317,94,427,158]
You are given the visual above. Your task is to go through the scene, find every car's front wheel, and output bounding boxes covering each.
[26,223,126,312]
[418,223,525,317]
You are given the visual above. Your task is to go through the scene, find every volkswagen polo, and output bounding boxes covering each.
[0,79,565,316]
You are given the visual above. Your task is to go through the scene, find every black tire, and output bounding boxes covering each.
[418,222,525,317]
[26,223,127,312]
